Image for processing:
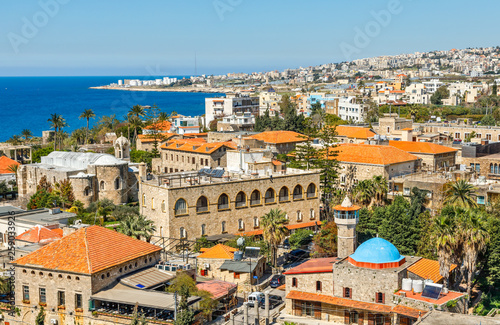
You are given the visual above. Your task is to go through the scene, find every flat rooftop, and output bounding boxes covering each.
[417,310,500,325]
[0,207,75,226]
[394,289,464,305]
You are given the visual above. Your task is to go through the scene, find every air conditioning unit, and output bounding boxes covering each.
[50,319,58,324]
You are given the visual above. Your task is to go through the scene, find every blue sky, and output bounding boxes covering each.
[0,0,498,76]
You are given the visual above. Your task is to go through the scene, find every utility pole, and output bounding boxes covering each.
[264,291,270,325]
[244,302,249,325]
[174,291,178,321]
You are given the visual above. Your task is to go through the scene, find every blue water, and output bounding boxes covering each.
[0,76,223,142]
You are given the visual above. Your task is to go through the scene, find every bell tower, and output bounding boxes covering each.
[334,196,360,258]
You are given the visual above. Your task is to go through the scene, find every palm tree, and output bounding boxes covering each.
[7,164,19,190]
[79,109,96,144]
[48,113,62,151]
[129,105,146,142]
[128,115,143,144]
[352,180,374,206]
[7,135,22,146]
[260,208,289,267]
[119,215,156,241]
[21,129,32,143]
[371,175,388,206]
[444,179,477,208]
[432,215,456,288]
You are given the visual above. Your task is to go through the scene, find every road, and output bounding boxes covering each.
[230,288,286,325]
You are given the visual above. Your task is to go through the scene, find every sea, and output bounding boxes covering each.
[0,76,223,142]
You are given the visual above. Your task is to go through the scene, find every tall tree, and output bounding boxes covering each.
[432,211,456,288]
[261,208,289,267]
[79,108,96,144]
[119,215,156,241]
[290,118,319,170]
[444,179,477,208]
[47,113,62,151]
[21,129,32,143]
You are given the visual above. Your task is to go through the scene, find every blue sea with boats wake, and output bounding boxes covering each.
[0,76,223,142]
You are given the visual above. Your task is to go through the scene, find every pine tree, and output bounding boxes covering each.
[36,306,45,325]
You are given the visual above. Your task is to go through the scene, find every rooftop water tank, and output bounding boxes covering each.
[234,251,243,261]
[402,278,412,291]
[413,280,424,293]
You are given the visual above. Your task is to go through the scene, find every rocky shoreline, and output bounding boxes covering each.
[89,86,223,93]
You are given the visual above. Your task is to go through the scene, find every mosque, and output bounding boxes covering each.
[283,197,466,325]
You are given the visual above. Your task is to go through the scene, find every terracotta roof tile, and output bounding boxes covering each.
[407,258,457,283]
[249,131,306,144]
[160,139,236,154]
[335,126,376,139]
[13,226,161,274]
[389,141,458,155]
[0,156,20,174]
[334,144,420,165]
[144,120,172,131]
[284,257,338,274]
[137,133,176,143]
[15,225,62,244]
[392,305,426,319]
[197,244,238,259]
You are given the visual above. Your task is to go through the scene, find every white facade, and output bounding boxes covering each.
[422,79,443,93]
[221,112,255,125]
[171,115,201,134]
[405,83,430,105]
[338,97,366,122]
[205,94,259,127]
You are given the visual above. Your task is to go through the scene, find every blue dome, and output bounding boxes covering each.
[350,238,404,264]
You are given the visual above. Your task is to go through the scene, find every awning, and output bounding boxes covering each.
[119,267,176,290]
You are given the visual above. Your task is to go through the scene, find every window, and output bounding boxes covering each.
[343,287,351,298]
[23,285,29,301]
[174,199,187,215]
[455,132,461,139]
[477,133,482,138]
[192,157,195,164]
[218,194,229,210]
[161,200,166,212]
[201,224,206,236]
[475,164,480,173]
[142,194,146,206]
[234,272,240,279]
[75,293,82,309]
[180,227,186,239]
[349,311,359,324]
[292,277,297,287]
[238,219,244,230]
[253,217,259,228]
[235,191,247,208]
[84,187,90,196]
[114,177,121,190]
[376,292,385,304]
[100,181,105,191]
[221,221,226,233]
[316,281,322,292]
[39,287,46,304]
[310,209,315,219]
[250,190,261,205]
[297,211,302,221]
[265,188,275,203]
[58,291,65,306]
[487,134,492,141]
[293,185,303,200]
[279,187,289,202]
[307,183,316,198]
[151,198,155,210]
[196,196,209,213]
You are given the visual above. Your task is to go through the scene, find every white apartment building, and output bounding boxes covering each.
[259,89,282,114]
[205,93,259,127]
[405,83,430,105]
[171,115,202,135]
[422,79,443,93]
[217,112,255,132]
[338,97,366,122]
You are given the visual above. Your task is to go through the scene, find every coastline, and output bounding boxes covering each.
[89,86,224,93]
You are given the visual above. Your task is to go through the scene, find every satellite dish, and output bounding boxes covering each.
[237,237,245,247]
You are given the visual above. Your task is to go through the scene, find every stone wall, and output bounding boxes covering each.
[197,257,266,289]
[285,272,333,297]
[140,172,321,239]
[152,148,228,174]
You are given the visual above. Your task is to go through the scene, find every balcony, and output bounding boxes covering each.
[196,206,208,213]
[235,201,247,208]
[218,204,229,210]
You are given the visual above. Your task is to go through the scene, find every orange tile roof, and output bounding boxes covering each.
[137,133,176,143]
[144,120,172,131]
[249,131,306,144]
[333,144,420,165]
[407,258,457,283]
[284,257,338,274]
[15,225,62,244]
[389,141,458,155]
[160,139,236,154]
[395,289,463,305]
[13,226,161,274]
[288,290,427,318]
[272,160,282,166]
[0,156,20,174]
[183,133,208,137]
[335,126,376,139]
[197,244,238,259]
[402,128,413,131]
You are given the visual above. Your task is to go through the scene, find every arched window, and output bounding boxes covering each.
[307,183,317,198]
[218,194,229,210]
[310,209,315,219]
[235,191,247,208]
[293,185,303,200]
[316,281,322,292]
[292,277,297,287]
[201,224,206,236]
[151,198,155,209]
[491,163,494,174]
[114,177,121,190]
[161,200,166,212]
[238,219,244,230]
[221,221,226,233]
[253,217,259,228]
[265,188,275,203]
[496,164,499,174]
[180,227,186,239]
[279,187,289,202]
[250,190,261,205]
[84,187,90,196]
[100,181,105,191]
[297,211,302,221]
[197,196,209,213]
[142,194,146,206]
[174,199,187,215]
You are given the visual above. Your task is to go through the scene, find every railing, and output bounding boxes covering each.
[293,194,303,200]
[218,204,229,210]
[279,196,289,202]
[174,209,186,216]
[196,206,208,213]
[250,199,261,205]
[265,197,275,204]
[307,192,316,198]
[235,201,247,208]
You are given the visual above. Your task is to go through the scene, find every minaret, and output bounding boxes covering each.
[334,196,361,258]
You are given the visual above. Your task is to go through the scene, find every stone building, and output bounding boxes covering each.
[139,170,320,239]
[377,114,413,136]
[388,141,458,171]
[17,151,141,207]
[335,126,376,144]
[136,133,176,152]
[248,131,306,155]
[151,138,237,174]
[284,238,466,325]
[8,226,163,325]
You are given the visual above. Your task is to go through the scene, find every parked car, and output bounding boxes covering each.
[247,292,264,308]
[259,295,283,309]
[269,274,285,288]
[285,249,310,262]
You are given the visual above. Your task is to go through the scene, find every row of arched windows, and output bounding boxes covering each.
[168,183,317,216]
[490,163,500,174]
[83,177,122,196]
